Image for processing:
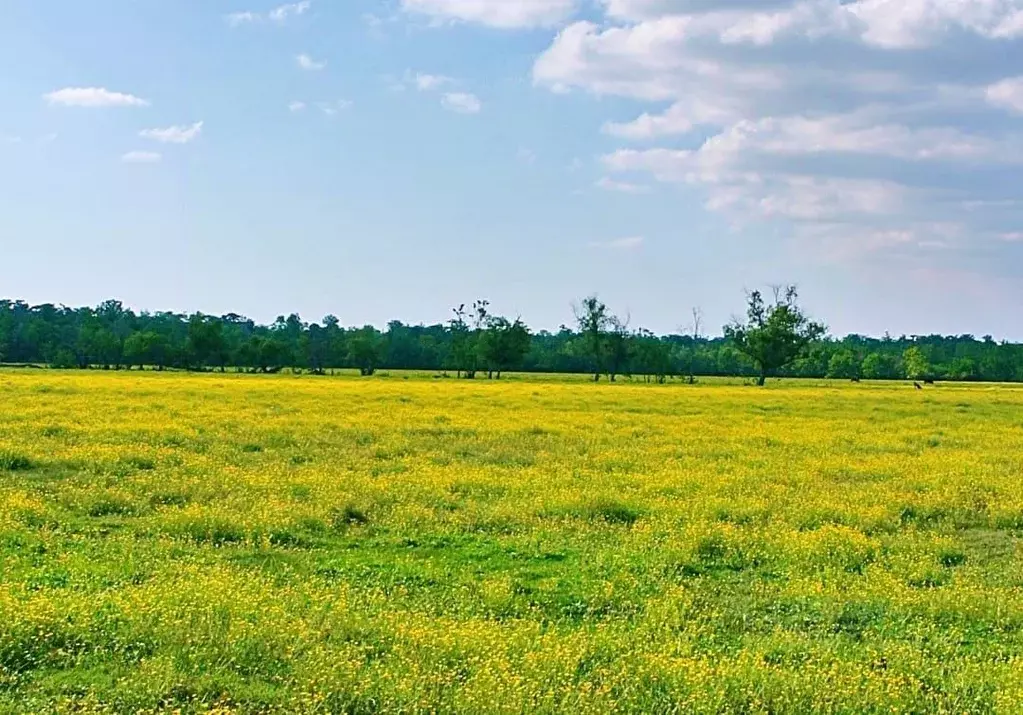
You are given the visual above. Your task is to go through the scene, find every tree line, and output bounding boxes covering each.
[1,291,1022,383]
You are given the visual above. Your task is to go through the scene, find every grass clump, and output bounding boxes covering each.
[0,450,35,471]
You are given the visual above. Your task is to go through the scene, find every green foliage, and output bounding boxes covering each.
[2,298,1023,382]
[348,326,384,376]
[478,316,531,379]
[827,350,861,380]
[187,315,227,370]
[724,286,828,385]
[862,352,901,380]
[903,346,932,381]
[0,450,34,471]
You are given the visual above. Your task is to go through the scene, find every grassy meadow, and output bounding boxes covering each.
[1,370,1022,713]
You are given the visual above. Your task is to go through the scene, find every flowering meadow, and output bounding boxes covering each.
[0,371,1021,713]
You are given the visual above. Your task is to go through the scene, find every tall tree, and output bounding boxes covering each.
[687,307,703,384]
[724,286,827,386]
[604,315,632,383]
[574,296,610,382]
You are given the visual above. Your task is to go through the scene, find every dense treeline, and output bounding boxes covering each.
[2,297,1022,382]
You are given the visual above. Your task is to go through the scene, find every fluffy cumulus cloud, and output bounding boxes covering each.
[401,0,577,28]
[532,0,1023,255]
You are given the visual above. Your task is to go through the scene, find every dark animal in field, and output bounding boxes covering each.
[851,377,861,383]
[924,378,935,385]
[914,382,923,390]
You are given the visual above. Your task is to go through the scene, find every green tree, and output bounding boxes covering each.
[902,346,931,381]
[449,301,489,379]
[827,349,860,380]
[724,286,827,386]
[949,356,977,381]
[633,329,673,383]
[478,316,531,379]
[187,315,227,371]
[861,352,900,380]
[574,295,610,382]
[603,315,632,383]
[348,326,384,376]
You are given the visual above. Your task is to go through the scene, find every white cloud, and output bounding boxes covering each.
[604,99,741,140]
[596,176,651,194]
[317,100,353,116]
[441,92,482,113]
[415,73,454,91]
[226,11,259,26]
[44,87,149,108]
[1,135,21,144]
[121,151,161,163]
[289,101,307,112]
[986,76,1023,114]
[593,0,1023,49]
[269,1,311,22]
[401,0,578,28]
[139,121,203,144]
[535,1,1023,255]
[227,2,311,25]
[296,53,326,71]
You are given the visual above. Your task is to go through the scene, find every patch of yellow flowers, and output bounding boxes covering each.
[0,371,1022,713]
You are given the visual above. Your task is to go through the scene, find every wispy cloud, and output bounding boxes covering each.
[296,53,326,71]
[121,151,161,164]
[317,100,353,116]
[289,101,307,112]
[591,236,645,250]
[44,87,149,108]
[987,76,1023,115]
[441,92,481,114]
[596,177,650,194]
[401,0,577,29]
[227,1,311,26]
[226,11,259,26]
[139,121,203,144]
[269,1,311,22]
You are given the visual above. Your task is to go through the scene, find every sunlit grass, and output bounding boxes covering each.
[0,370,1021,713]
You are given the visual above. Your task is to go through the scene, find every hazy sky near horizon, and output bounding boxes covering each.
[2,0,1023,338]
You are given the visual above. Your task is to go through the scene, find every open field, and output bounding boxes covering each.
[1,372,1022,713]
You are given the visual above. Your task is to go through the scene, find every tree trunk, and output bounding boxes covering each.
[757,369,767,387]
[593,372,600,382]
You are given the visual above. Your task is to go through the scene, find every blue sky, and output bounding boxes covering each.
[2,0,1023,338]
